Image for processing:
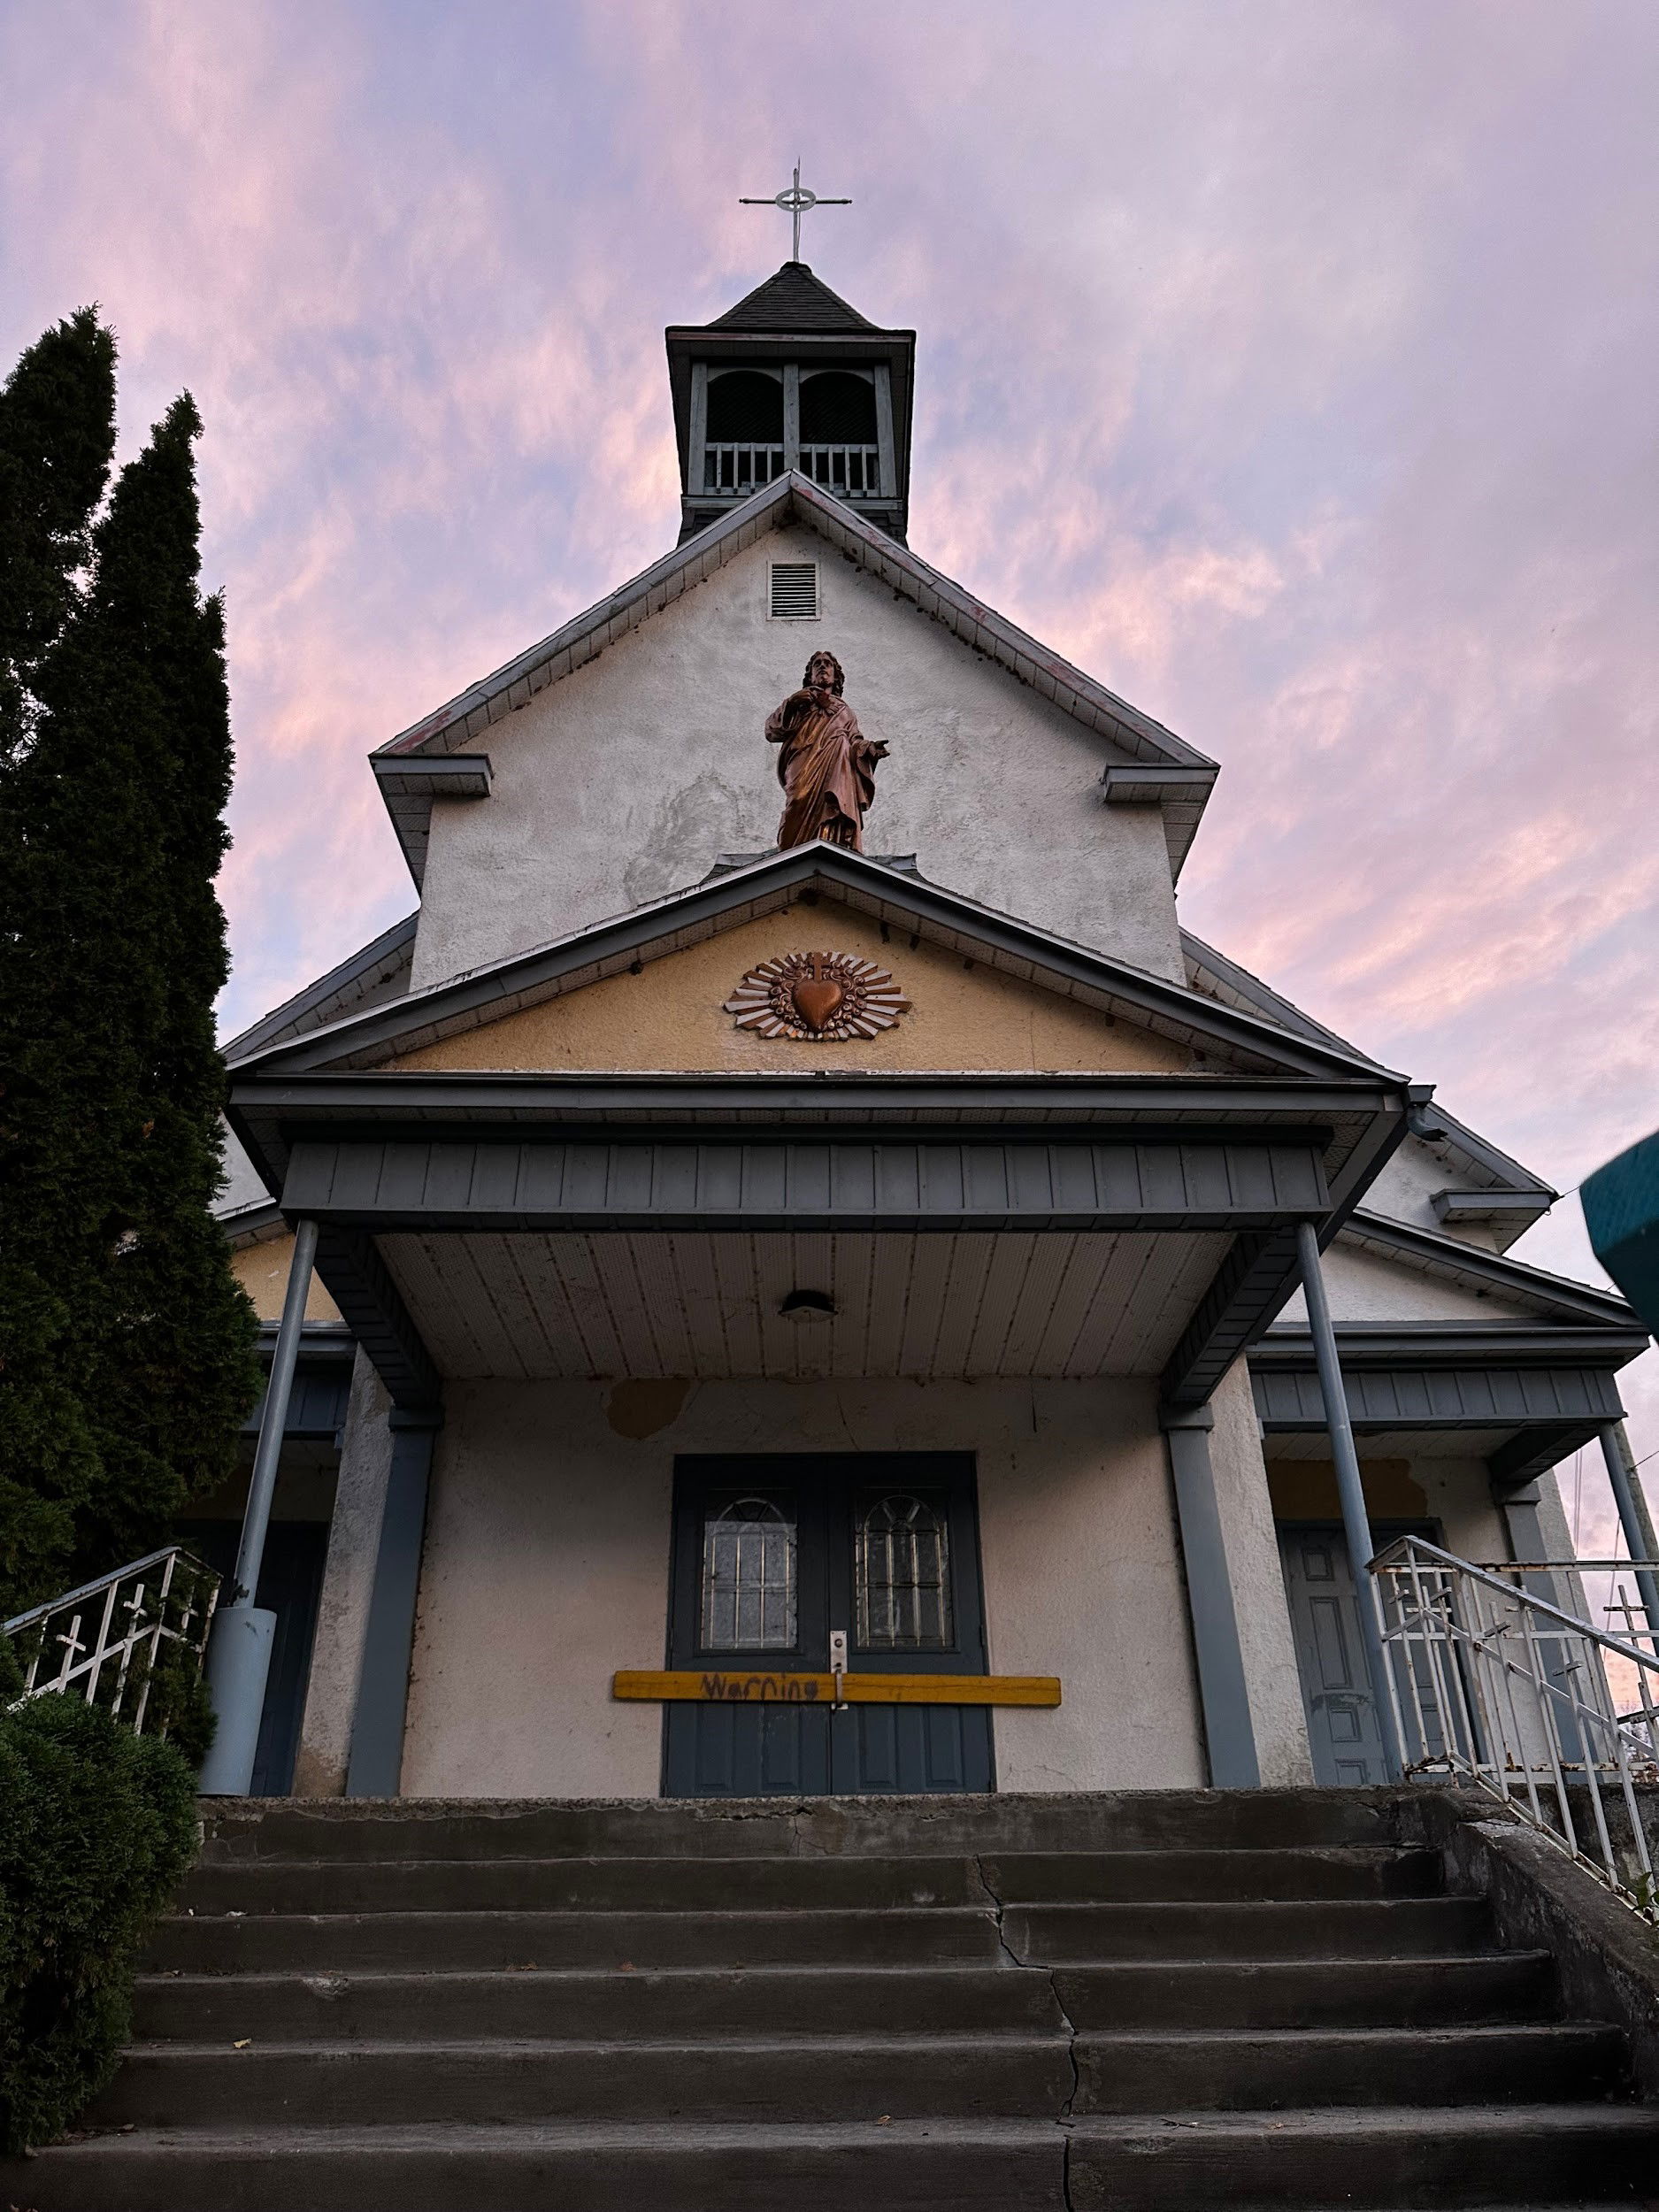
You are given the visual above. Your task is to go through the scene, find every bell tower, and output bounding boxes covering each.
[664,263,916,546]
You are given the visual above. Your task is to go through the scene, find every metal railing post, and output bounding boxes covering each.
[1601,1423,1659,1641]
[1295,1220,1402,1779]
[199,1216,319,1794]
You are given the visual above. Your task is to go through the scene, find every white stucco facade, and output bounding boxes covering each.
[398,1378,1207,1800]
[409,524,1183,995]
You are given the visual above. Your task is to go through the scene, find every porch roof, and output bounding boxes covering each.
[227,1065,1412,1417]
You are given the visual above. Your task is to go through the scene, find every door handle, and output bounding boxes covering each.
[829,1630,849,1711]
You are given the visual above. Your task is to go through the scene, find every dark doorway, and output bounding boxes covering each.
[664,1455,993,1798]
[178,1519,327,1795]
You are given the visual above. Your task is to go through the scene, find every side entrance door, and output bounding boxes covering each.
[1279,1519,1440,1786]
[664,1454,994,1798]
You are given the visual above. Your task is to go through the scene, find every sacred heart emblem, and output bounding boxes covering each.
[725,951,909,1043]
[791,976,844,1031]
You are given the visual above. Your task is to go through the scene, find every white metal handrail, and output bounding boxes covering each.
[1372,1534,1659,1918]
[4,1545,221,1740]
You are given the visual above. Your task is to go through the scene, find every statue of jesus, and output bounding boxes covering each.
[764,651,887,852]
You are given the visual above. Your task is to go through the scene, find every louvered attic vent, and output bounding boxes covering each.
[769,561,819,619]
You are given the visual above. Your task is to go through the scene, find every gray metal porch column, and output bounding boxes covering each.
[1161,1404,1261,1787]
[199,1216,319,1794]
[345,1405,442,1796]
[1294,1220,1402,1779]
[1600,1422,1659,1639]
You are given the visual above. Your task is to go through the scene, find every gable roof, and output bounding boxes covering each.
[372,472,1217,880]
[231,841,1402,1094]
[709,261,880,334]
[1336,1209,1640,1331]
[223,912,417,1063]
[1182,930,1556,1231]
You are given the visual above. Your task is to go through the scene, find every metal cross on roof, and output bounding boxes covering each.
[740,162,851,264]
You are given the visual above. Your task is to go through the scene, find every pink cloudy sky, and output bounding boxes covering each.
[4,2,1655,1539]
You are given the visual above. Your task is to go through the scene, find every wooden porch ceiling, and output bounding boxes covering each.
[373,1227,1231,1383]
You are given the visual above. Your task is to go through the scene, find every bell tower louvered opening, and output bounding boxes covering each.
[665,264,916,547]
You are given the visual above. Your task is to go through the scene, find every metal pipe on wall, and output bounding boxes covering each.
[1294,1219,1402,1780]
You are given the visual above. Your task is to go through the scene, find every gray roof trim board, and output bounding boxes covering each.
[1253,1321,1649,1369]
[1340,1209,1640,1329]
[226,1072,1402,1205]
[220,1199,287,1248]
[371,756,492,890]
[373,473,1216,876]
[226,843,1403,1090]
[224,912,418,1064]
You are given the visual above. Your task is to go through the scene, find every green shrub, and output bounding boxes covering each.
[0,1688,197,2153]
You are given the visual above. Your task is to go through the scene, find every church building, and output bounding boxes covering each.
[206,257,1647,1805]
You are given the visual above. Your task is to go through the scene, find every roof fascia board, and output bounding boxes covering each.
[377,475,1211,780]
[1342,1208,1640,1328]
[232,845,1398,1087]
[225,1071,1397,1202]
[224,913,418,1065]
[1251,1323,1650,1370]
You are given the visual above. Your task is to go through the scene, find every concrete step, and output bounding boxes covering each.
[1005,1894,1496,1961]
[175,1844,1439,1918]
[176,1853,987,1916]
[148,1903,1009,1974]
[1070,2023,1627,2111]
[132,1949,1556,2045]
[980,1847,1443,1901]
[13,2108,1659,2212]
[1065,2104,1659,2207]
[1051,1951,1556,2029]
[134,1962,1068,2041]
[91,2032,1078,2128]
[193,1786,1409,1866]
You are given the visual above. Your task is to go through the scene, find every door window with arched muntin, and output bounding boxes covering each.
[699,1493,797,1650]
[856,1489,953,1650]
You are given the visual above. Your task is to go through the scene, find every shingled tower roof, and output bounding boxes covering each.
[709,261,879,334]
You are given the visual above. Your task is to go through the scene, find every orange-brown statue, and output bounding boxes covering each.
[765,650,887,852]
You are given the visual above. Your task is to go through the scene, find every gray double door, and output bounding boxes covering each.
[664,1454,994,1798]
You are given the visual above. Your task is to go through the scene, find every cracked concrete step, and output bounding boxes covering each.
[89,2032,1079,2128]
[1064,2104,1659,2207]
[134,1962,1069,2041]
[148,1903,1009,1973]
[3,2116,1072,2212]
[1070,2023,1628,2111]
[193,1786,1405,1865]
[132,1949,1558,2044]
[1051,1951,1557,2028]
[175,1844,1437,1917]
[1005,1894,1496,1961]
[16,2108,1659,2212]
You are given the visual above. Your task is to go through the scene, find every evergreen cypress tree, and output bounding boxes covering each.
[0,311,119,1607]
[0,328,257,1615]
